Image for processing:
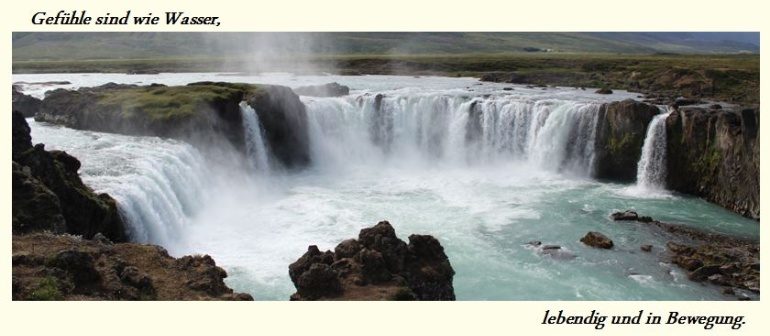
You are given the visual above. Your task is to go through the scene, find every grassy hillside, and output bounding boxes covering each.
[12,32,759,61]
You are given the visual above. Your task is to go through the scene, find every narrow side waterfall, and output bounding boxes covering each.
[636,108,671,190]
[240,102,272,173]
[304,94,601,175]
[28,119,211,247]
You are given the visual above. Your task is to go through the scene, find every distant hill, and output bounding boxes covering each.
[12,32,759,61]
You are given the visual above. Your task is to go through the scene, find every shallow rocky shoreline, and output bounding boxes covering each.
[611,210,759,299]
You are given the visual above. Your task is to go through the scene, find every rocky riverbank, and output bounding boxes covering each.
[12,232,253,301]
[611,211,759,299]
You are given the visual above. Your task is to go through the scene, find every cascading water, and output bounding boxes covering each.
[240,102,272,173]
[304,94,602,175]
[27,119,210,249]
[17,73,760,301]
[635,108,671,190]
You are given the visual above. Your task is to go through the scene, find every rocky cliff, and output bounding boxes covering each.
[13,111,126,241]
[12,86,42,117]
[593,99,660,181]
[12,110,252,301]
[665,107,759,219]
[289,221,455,300]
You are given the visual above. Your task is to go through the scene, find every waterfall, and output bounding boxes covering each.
[636,108,671,190]
[240,102,271,173]
[304,94,601,174]
[27,119,211,247]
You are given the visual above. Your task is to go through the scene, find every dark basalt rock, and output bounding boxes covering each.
[289,220,455,301]
[593,100,660,182]
[665,107,759,219]
[12,112,126,242]
[614,212,759,295]
[402,234,457,300]
[246,85,311,170]
[580,231,614,249]
[12,162,66,235]
[668,240,759,294]
[611,210,654,223]
[611,210,639,221]
[12,110,33,159]
[369,93,394,153]
[12,86,42,117]
[293,82,350,97]
[595,88,613,94]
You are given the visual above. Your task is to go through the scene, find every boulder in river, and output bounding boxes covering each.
[289,220,455,300]
[580,231,614,249]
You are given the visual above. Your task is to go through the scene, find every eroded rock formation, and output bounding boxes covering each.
[593,99,660,181]
[289,221,455,300]
[12,111,125,241]
[12,86,42,117]
[665,107,759,219]
[246,85,311,169]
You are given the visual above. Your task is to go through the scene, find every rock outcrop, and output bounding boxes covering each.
[293,82,350,97]
[12,86,42,117]
[665,107,759,219]
[35,82,312,169]
[12,232,253,300]
[580,231,614,249]
[369,93,394,152]
[12,111,125,242]
[246,85,311,169]
[610,210,652,223]
[37,82,246,152]
[668,241,759,295]
[593,99,660,181]
[288,221,455,300]
[595,88,613,94]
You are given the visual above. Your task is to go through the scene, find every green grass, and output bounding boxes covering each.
[29,276,64,300]
[95,83,257,121]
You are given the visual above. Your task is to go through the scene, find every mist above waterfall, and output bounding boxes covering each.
[201,32,333,75]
